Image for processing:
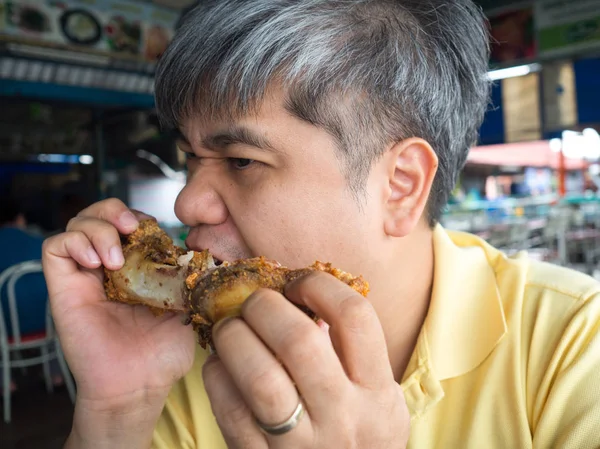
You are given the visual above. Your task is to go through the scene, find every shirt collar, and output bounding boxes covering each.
[424,225,508,381]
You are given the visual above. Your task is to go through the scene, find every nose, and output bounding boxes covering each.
[174,170,229,227]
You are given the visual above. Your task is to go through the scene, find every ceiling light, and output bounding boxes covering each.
[79,155,94,165]
[487,63,542,81]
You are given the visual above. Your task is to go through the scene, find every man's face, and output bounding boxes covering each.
[174,90,386,275]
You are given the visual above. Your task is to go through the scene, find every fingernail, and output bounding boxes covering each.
[212,316,236,334]
[86,247,101,265]
[283,278,299,296]
[120,211,138,229]
[109,246,124,267]
[284,271,311,292]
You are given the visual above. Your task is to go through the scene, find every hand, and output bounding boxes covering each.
[203,272,410,448]
[42,199,196,442]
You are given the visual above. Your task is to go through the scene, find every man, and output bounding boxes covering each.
[42,1,600,448]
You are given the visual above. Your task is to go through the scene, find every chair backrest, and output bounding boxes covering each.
[0,260,51,346]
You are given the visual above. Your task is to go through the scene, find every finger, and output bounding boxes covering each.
[211,317,311,440]
[42,231,101,280]
[285,272,393,388]
[241,289,348,415]
[203,354,268,449]
[66,217,124,270]
[130,209,155,221]
[42,231,105,312]
[76,198,140,234]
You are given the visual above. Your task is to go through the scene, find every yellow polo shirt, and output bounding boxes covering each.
[152,226,600,448]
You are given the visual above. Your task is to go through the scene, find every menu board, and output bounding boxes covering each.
[535,0,600,58]
[0,0,179,62]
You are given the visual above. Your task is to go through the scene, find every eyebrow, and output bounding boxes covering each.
[176,126,279,154]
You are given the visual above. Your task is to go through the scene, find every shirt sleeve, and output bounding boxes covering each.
[152,347,228,449]
[532,292,600,448]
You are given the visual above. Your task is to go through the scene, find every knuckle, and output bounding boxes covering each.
[95,224,119,242]
[64,231,86,254]
[328,418,356,448]
[282,326,348,404]
[247,367,290,411]
[338,433,357,449]
[71,230,87,244]
[339,295,374,333]
[78,198,126,222]
[281,325,324,366]
[41,236,52,254]
[106,199,130,220]
[374,387,401,418]
[65,216,82,231]
[278,325,347,399]
[354,388,408,446]
[219,397,251,430]
[75,203,94,217]
[95,200,123,222]
[101,197,125,211]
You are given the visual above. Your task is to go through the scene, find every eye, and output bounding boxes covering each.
[229,158,255,170]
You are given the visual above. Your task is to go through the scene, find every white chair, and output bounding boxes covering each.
[0,260,76,423]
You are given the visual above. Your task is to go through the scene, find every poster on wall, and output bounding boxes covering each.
[535,0,600,58]
[489,7,537,67]
[0,0,179,62]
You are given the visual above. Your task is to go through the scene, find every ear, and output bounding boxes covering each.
[383,138,438,237]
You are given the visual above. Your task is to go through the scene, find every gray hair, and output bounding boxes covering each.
[155,0,491,225]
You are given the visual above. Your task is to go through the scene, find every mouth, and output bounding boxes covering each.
[184,240,228,267]
[104,219,370,350]
[184,233,248,267]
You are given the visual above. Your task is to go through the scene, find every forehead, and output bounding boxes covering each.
[178,86,294,143]
[179,81,290,130]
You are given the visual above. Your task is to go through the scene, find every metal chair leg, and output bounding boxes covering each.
[2,346,11,424]
[40,343,53,393]
[12,350,27,375]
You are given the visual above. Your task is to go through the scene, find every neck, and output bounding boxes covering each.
[366,225,435,382]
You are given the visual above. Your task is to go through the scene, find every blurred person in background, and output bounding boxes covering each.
[0,196,63,394]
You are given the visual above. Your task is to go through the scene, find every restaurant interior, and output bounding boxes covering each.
[1,0,600,447]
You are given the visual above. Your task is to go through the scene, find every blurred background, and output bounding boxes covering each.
[1,0,600,447]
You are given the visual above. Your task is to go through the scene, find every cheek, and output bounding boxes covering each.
[232,190,303,260]
[233,185,371,268]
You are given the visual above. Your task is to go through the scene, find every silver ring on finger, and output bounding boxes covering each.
[256,400,305,436]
